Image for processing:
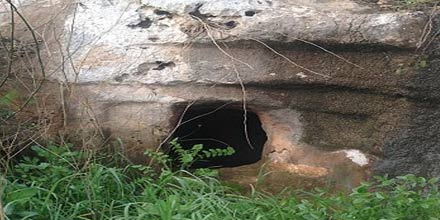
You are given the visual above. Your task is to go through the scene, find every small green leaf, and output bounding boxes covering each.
[36,162,50,169]
[181,154,193,164]
[7,188,38,201]
[375,192,385,200]
[192,144,203,151]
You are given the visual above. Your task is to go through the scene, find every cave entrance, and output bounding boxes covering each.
[169,105,267,169]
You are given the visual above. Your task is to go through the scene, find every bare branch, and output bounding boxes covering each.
[4,0,47,120]
[0,4,14,89]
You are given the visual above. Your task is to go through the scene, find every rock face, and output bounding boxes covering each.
[1,0,439,191]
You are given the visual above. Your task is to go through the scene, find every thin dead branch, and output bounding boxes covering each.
[248,38,330,78]
[191,15,254,70]
[0,3,14,89]
[4,0,47,120]
[417,4,439,53]
[286,36,365,70]
[232,64,255,150]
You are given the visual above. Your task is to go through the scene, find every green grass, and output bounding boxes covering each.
[398,0,437,5]
[1,144,440,220]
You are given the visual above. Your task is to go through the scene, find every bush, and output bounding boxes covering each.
[1,144,439,220]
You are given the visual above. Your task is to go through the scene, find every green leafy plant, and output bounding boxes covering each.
[171,138,235,169]
[154,138,235,170]
[1,143,440,220]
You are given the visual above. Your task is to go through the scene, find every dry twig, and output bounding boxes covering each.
[4,0,47,120]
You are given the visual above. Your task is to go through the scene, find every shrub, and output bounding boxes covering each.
[1,144,439,220]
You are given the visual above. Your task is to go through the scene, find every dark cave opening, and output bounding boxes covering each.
[169,105,267,169]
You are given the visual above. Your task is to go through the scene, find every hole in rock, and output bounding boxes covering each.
[152,61,175,70]
[224,21,237,28]
[245,10,256,16]
[127,17,152,29]
[154,9,172,17]
[169,105,267,169]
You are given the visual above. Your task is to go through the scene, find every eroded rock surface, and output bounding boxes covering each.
[1,0,439,192]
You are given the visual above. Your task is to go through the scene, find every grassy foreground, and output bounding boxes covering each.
[1,144,439,220]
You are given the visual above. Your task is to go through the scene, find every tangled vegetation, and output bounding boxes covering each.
[1,144,439,220]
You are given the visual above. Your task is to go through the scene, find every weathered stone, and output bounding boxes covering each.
[1,0,439,192]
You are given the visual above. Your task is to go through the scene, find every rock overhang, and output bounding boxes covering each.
[48,0,428,85]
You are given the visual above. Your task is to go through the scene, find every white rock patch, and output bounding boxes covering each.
[340,149,369,166]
